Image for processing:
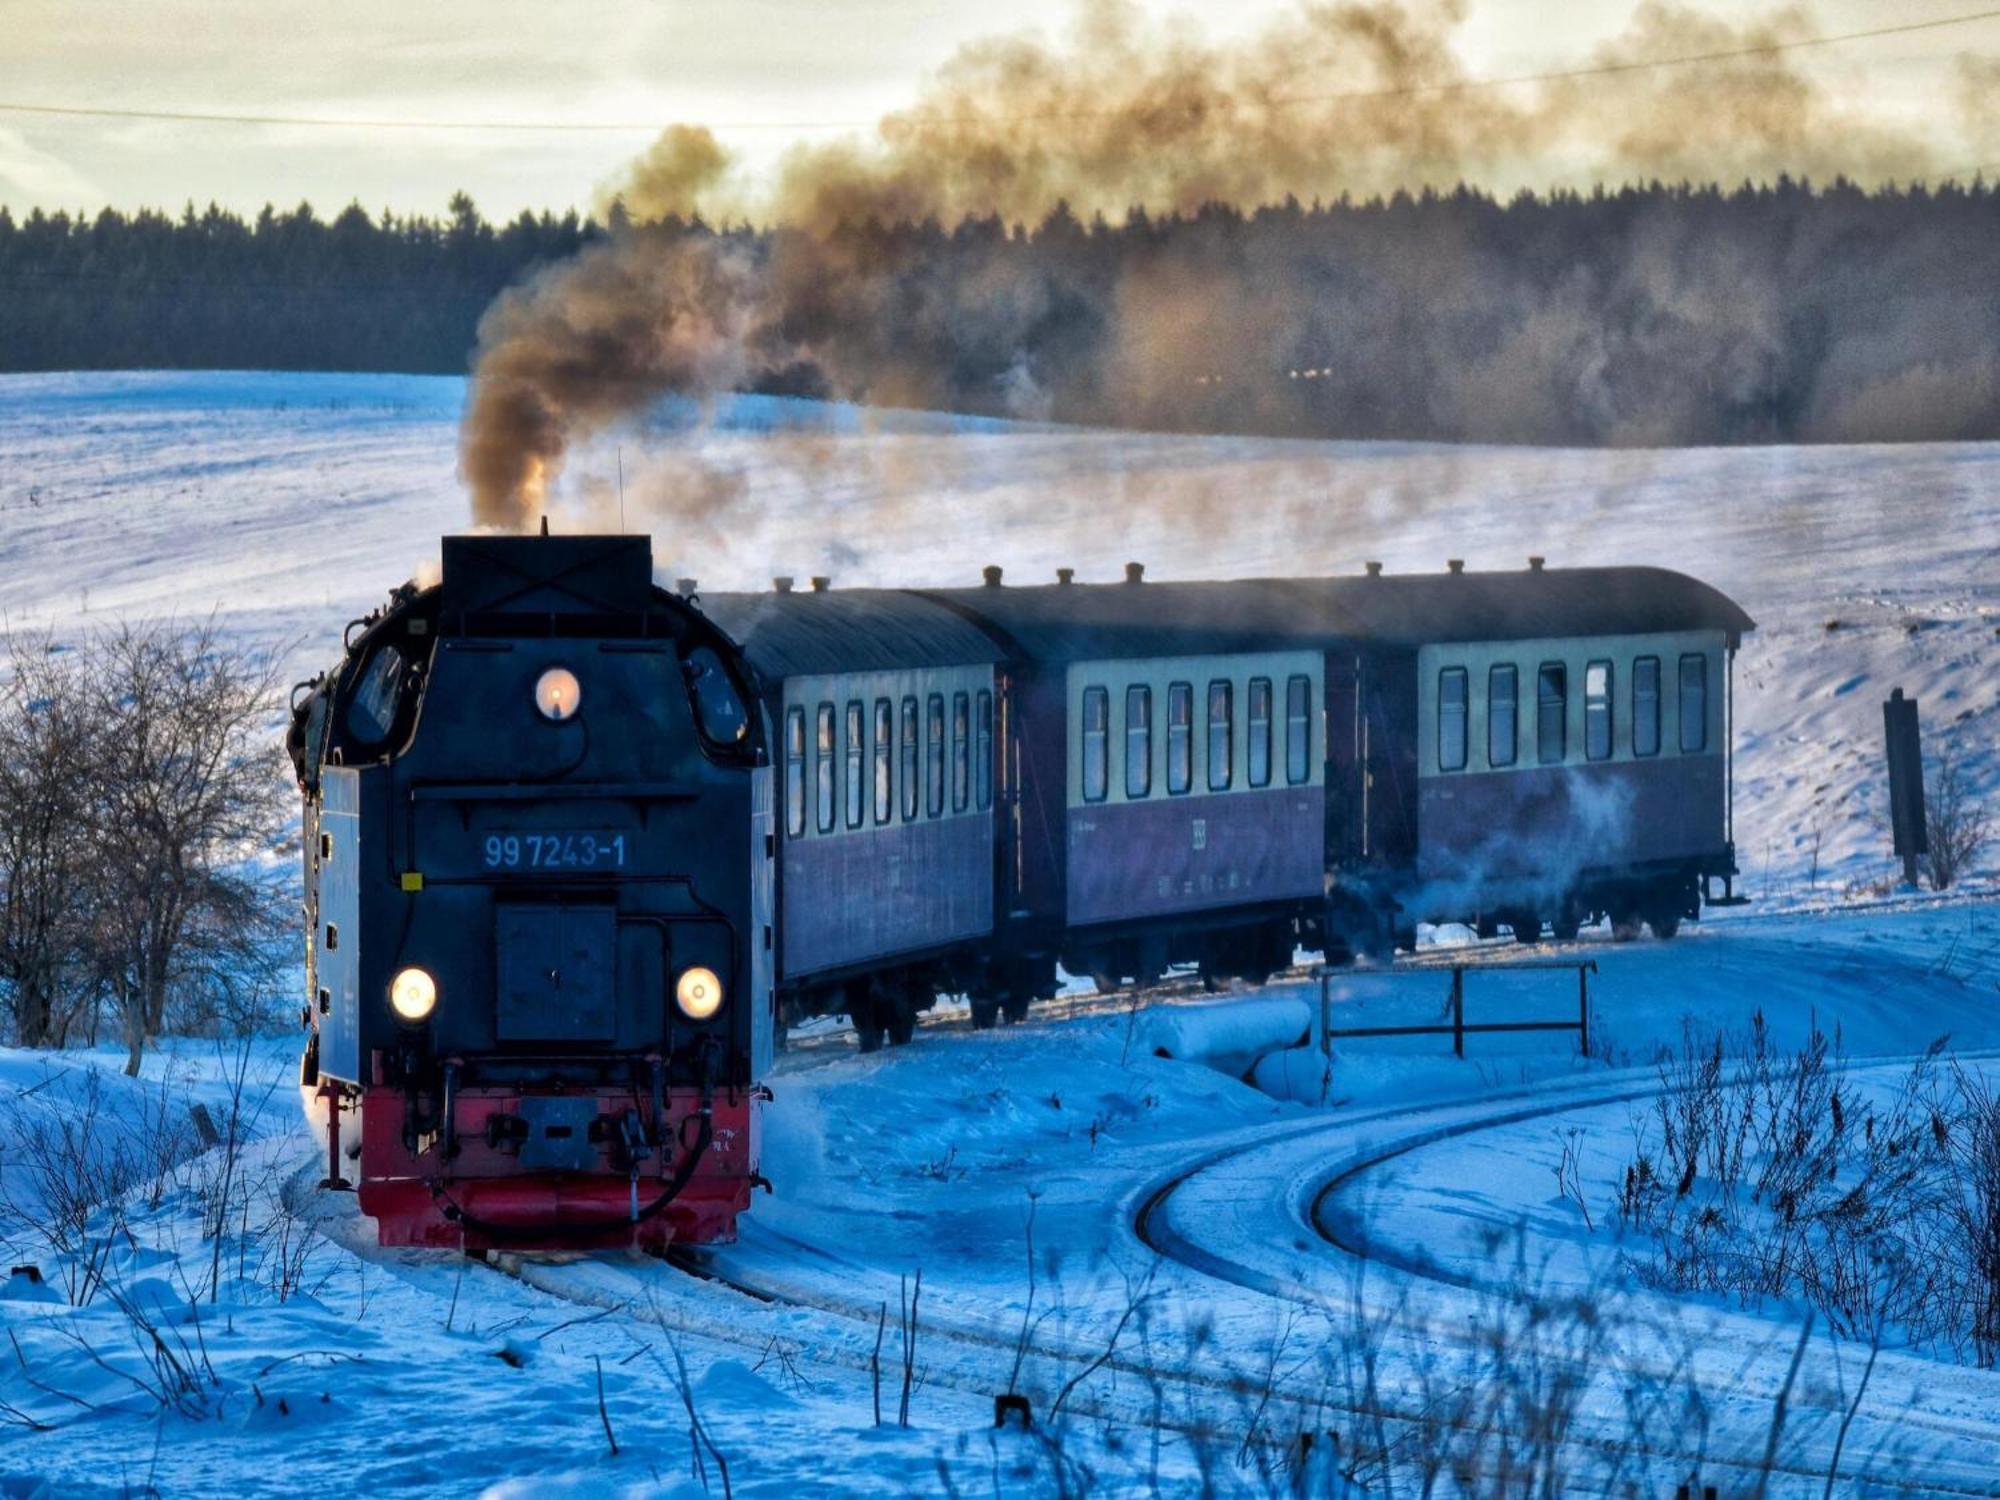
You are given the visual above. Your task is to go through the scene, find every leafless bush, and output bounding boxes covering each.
[1923,744,1991,891]
[0,619,292,1065]
[1622,1022,2000,1362]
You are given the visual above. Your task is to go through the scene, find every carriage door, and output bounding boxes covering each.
[996,669,1024,916]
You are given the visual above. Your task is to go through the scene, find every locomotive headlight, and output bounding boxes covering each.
[389,967,438,1023]
[534,667,581,721]
[675,966,724,1020]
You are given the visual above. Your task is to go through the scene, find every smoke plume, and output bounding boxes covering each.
[461,0,1986,532]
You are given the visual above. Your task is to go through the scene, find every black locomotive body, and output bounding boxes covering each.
[289,535,771,1250]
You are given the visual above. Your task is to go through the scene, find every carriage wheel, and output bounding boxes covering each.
[969,995,1001,1030]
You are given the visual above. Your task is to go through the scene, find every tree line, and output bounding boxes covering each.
[0,623,291,1071]
[3,177,1997,445]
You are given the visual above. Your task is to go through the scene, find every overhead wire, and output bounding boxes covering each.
[0,5,1995,135]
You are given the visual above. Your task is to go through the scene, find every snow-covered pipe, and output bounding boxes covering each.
[1141,996,1313,1078]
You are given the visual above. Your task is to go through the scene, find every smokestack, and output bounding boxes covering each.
[1124,561,1145,585]
[1528,556,1546,572]
[1365,561,1383,578]
[1447,559,1465,575]
[676,577,698,598]
[773,576,794,594]
[1056,567,1074,586]
[810,575,831,593]
[982,565,1003,587]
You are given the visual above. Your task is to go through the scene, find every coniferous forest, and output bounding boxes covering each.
[2,177,1996,445]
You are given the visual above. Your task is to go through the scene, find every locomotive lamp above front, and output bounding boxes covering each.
[533,666,581,720]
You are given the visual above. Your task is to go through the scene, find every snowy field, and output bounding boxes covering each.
[1,371,1998,1496]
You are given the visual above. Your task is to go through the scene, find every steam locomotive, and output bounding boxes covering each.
[290,533,1752,1248]
[289,535,771,1251]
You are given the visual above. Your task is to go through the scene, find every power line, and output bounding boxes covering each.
[0,6,1996,135]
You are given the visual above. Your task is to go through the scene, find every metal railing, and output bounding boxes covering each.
[1316,958,1597,1063]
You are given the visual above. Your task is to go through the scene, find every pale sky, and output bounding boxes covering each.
[0,0,1989,218]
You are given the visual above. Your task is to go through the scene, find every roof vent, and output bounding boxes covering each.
[675,577,698,598]
[1056,567,1075,586]
[1124,561,1145,585]
[982,565,1003,587]
[1528,555,1546,572]
[1447,559,1465,575]
[772,576,794,594]
[810,575,831,593]
[1364,561,1383,578]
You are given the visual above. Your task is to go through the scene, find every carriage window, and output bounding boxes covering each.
[900,696,919,820]
[815,703,836,833]
[1081,686,1109,803]
[951,692,970,812]
[975,690,994,811]
[784,706,806,837]
[1437,667,1469,772]
[1537,663,1567,764]
[1488,664,1518,768]
[1248,678,1273,787]
[1124,685,1152,798]
[1207,680,1234,791]
[1167,682,1193,795]
[1679,653,1708,752]
[927,694,946,816]
[1584,661,1613,762]
[844,701,865,828]
[1285,675,1312,785]
[684,646,749,746]
[345,644,404,744]
[873,699,893,822]
[1633,657,1661,757]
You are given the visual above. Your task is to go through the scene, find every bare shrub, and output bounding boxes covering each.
[1923,744,1991,891]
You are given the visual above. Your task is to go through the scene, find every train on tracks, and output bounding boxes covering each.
[288,533,1752,1248]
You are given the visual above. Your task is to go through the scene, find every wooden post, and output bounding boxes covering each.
[1450,968,1465,1058]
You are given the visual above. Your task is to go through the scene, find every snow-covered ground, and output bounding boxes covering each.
[2,371,1998,1495]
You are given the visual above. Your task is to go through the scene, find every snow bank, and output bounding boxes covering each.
[1139,996,1312,1076]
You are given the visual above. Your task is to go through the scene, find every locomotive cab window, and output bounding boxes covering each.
[344,643,405,746]
[1488,664,1518,768]
[899,697,919,820]
[684,646,749,747]
[951,692,971,813]
[1167,682,1193,795]
[1125,684,1152,799]
[1584,660,1613,761]
[815,704,836,834]
[1248,677,1273,787]
[975,690,994,811]
[1679,653,1708,752]
[926,694,946,816]
[873,698,893,823]
[1537,663,1567,765]
[1633,656,1661,757]
[844,700,865,829]
[1285,675,1312,786]
[1207,680,1233,791]
[1081,686,1109,804]
[784,706,806,837]
[1437,667,1468,772]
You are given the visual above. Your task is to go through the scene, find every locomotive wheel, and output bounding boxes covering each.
[885,994,917,1047]
[1649,910,1683,940]
[1475,915,1500,941]
[1609,908,1644,942]
[1550,911,1582,943]
[969,995,1001,1030]
[1000,992,1030,1025]
[1509,913,1541,945]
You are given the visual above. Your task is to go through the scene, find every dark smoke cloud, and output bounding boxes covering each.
[461,0,1982,532]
